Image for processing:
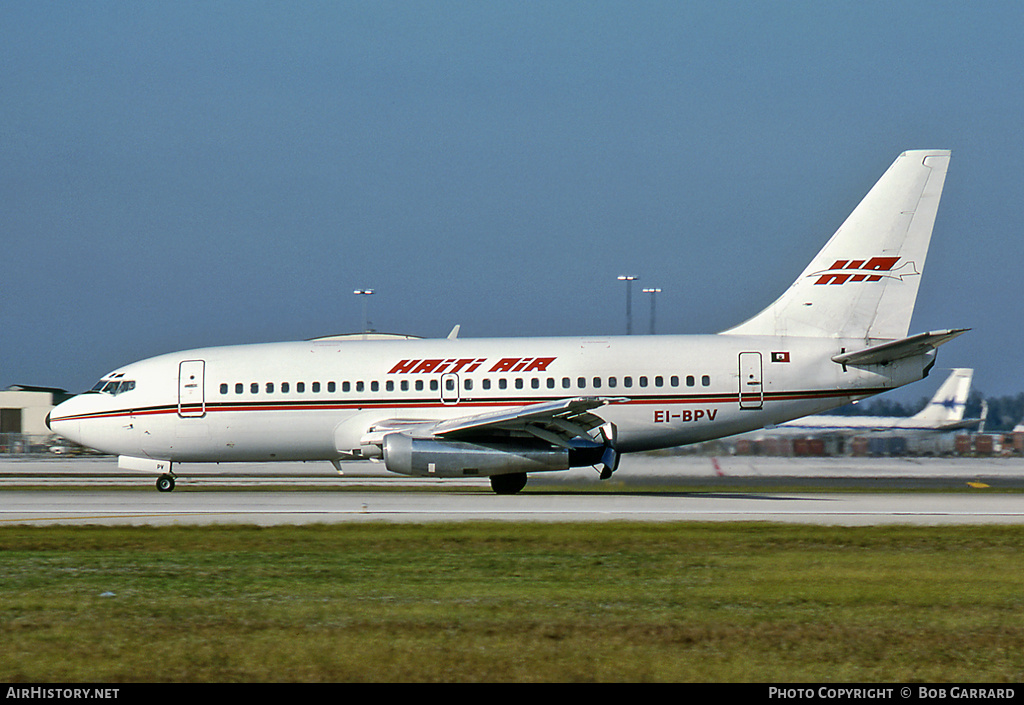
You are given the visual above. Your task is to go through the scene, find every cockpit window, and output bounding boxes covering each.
[91,378,136,395]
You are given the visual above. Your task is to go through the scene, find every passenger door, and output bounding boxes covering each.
[178,360,206,418]
[738,352,763,410]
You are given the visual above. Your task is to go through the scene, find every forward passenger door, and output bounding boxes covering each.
[178,360,206,418]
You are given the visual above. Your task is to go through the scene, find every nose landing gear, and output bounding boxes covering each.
[156,473,176,492]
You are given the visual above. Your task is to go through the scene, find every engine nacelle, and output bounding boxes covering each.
[382,433,604,478]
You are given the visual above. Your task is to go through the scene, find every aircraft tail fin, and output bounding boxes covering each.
[910,368,973,424]
[722,150,951,340]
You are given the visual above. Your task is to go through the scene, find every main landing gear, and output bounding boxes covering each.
[489,472,528,495]
[156,473,176,492]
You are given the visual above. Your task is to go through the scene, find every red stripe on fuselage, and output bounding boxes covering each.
[48,386,886,424]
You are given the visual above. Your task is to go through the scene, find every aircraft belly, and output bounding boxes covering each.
[214,410,339,461]
[80,417,141,458]
[611,404,730,453]
[143,409,339,462]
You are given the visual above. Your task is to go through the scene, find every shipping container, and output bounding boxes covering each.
[955,435,972,455]
[974,435,995,455]
[851,437,869,457]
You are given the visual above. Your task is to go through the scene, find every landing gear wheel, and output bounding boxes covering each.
[156,474,176,492]
[490,472,528,495]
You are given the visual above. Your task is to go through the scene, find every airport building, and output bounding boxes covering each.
[0,385,71,453]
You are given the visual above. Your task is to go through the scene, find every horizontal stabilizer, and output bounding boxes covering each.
[935,419,983,431]
[831,329,969,367]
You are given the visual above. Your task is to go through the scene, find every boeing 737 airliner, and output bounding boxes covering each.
[48,150,965,493]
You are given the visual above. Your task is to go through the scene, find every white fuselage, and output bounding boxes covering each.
[48,332,931,466]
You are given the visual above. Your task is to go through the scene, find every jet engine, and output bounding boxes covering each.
[381,432,605,478]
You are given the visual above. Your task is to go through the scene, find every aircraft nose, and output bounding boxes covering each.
[45,399,80,444]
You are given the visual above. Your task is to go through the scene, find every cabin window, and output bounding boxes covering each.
[531,378,540,389]
[220,383,228,395]
[592,377,601,388]
[624,377,633,388]
[235,383,244,394]
[312,382,321,393]
[639,376,648,388]
[546,378,555,389]
[499,378,507,390]
[702,375,711,386]
[482,379,491,390]
[401,380,409,391]
[464,379,473,391]
[670,376,679,387]
[515,379,523,390]
[562,377,571,389]
[686,375,695,387]
[328,382,336,393]
[430,380,439,391]
[250,383,258,394]
[356,382,364,392]
[608,377,617,388]
[655,376,663,387]
[266,382,274,394]
[297,382,306,393]
[416,380,424,391]
[386,381,394,392]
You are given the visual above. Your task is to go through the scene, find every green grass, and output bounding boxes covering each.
[1,523,1023,682]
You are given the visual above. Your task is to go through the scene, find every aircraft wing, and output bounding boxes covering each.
[366,397,627,449]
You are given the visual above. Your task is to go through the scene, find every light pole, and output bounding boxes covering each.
[642,288,661,334]
[353,289,374,334]
[617,276,638,334]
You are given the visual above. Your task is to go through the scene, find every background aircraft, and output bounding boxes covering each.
[757,368,979,435]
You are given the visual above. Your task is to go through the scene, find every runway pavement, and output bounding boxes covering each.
[1,454,1023,526]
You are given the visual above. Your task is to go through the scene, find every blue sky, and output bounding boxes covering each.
[3,1,1022,402]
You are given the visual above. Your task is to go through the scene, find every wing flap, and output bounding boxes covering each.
[430,396,627,442]
[365,397,626,448]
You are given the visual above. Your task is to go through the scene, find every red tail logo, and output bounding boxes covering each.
[809,257,919,285]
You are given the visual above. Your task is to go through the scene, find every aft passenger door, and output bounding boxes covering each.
[738,352,763,410]
[178,360,206,418]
